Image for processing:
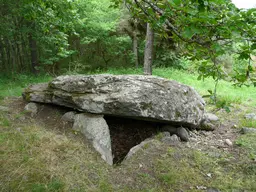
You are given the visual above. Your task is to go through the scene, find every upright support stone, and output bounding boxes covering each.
[72,113,113,165]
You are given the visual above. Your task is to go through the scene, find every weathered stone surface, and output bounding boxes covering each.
[125,139,156,160]
[73,113,113,165]
[204,113,219,122]
[244,113,256,120]
[177,127,189,142]
[199,121,216,131]
[198,112,219,131]
[161,133,180,145]
[24,102,39,116]
[225,139,233,147]
[241,127,256,134]
[23,75,205,128]
[161,125,189,141]
[61,111,77,123]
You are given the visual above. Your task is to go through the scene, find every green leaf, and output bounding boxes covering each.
[182,27,194,39]
[173,0,181,5]
[238,52,250,60]
[207,89,213,94]
[251,43,256,50]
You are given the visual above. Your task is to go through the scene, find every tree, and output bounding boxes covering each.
[143,23,154,75]
[0,0,78,74]
[113,0,256,89]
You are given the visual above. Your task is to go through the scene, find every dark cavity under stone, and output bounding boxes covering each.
[105,116,161,164]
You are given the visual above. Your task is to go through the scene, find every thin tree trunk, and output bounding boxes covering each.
[133,34,139,68]
[28,33,39,74]
[0,38,5,71]
[133,19,139,68]
[4,39,11,72]
[143,23,154,75]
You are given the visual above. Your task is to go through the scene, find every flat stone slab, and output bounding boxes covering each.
[23,74,205,128]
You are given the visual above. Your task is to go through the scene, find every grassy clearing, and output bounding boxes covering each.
[0,74,52,99]
[0,68,255,191]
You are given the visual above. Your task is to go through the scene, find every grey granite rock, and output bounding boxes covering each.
[23,74,205,128]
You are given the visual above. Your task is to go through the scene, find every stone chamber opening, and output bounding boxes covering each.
[105,116,162,164]
[26,102,165,165]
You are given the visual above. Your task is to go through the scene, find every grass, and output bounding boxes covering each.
[0,74,52,98]
[235,133,256,160]
[240,119,256,128]
[154,148,256,191]
[0,113,111,191]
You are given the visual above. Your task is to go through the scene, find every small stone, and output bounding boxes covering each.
[24,102,39,116]
[161,133,180,145]
[232,124,238,128]
[206,173,212,178]
[196,186,207,190]
[204,113,219,122]
[189,137,197,142]
[241,127,256,134]
[161,131,171,137]
[244,113,256,120]
[169,134,180,142]
[16,128,22,132]
[225,139,233,146]
[177,127,189,142]
[199,121,215,131]
[61,111,77,123]
[189,131,197,138]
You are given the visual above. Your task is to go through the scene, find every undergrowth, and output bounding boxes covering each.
[0,74,52,98]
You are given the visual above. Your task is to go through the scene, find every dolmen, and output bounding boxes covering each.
[23,74,205,165]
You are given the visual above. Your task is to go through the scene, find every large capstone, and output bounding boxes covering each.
[22,74,205,128]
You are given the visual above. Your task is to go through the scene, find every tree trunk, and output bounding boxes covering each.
[143,23,154,75]
[133,19,139,68]
[0,38,5,71]
[28,33,39,75]
[133,36,139,68]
